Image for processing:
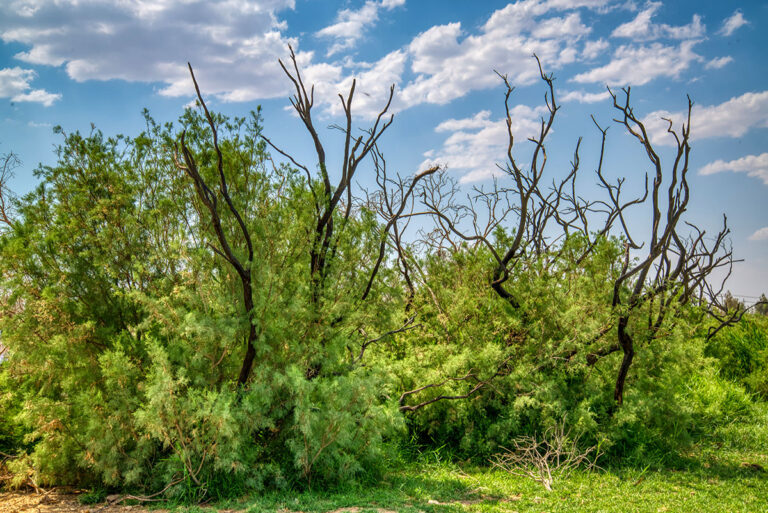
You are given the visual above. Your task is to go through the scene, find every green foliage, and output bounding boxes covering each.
[78,489,107,505]
[0,108,404,497]
[386,234,764,466]
[0,102,764,502]
[0,363,25,454]
[706,315,768,397]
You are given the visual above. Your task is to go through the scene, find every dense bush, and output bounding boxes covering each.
[0,109,406,495]
[0,60,764,499]
[384,236,758,465]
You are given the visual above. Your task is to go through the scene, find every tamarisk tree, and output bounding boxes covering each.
[414,57,735,407]
[179,47,438,384]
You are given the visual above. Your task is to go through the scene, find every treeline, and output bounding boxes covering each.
[0,56,766,499]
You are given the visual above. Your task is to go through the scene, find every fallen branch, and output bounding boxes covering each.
[491,419,602,491]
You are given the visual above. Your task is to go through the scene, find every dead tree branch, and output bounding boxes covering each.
[175,63,258,386]
[491,419,602,492]
[272,45,396,302]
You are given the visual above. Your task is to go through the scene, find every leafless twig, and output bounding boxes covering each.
[491,420,602,491]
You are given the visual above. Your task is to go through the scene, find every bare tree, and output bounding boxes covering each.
[702,284,768,341]
[419,59,643,311]
[262,46,438,373]
[601,87,733,405]
[363,144,439,308]
[174,64,259,386]
[262,46,434,304]
[176,50,739,407]
[415,58,737,408]
[177,46,439,384]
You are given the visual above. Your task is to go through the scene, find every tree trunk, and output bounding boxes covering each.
[613,316,634,405]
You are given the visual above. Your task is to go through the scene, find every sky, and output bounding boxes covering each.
[0,0,766,302]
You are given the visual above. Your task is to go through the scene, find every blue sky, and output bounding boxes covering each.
[0,0,766,301]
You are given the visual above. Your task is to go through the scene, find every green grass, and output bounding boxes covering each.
[170,461,766,513]
[162,411,768,513]
[168,457,767,512]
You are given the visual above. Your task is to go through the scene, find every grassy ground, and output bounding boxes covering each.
[6,411,763,513]
[179,415,768,513]
[204,462,767,513]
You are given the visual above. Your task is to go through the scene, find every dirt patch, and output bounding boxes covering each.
[0,492,159,513]
[322,508,399,513]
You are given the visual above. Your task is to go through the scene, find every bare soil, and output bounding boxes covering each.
[0,492,159,513]
[0,495,406,513]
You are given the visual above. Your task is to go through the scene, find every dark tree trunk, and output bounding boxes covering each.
[613,316,634,405]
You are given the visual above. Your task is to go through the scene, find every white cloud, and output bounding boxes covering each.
[317,0,404,57]
[0,66,60,106]
[324,49,406,118]
[705,56,733,70]
[380,0,405,8]
[11,88,60,106]
[0,0,300,102]
[421,104,547,183]
[560,89,610,103]
[394,0,605,111]
[700,153,768,185]
[0,0,708,123]
[544,0,612,9]
[643,91,768,145]
[0,0,614,116]
[582,38,609,59]
[571,40,702,86]
[749,227,768,241]
[610,1,705,41]
[719,9,748,37]
[297,0,621,119]
[435,110,494,132]
[532,12,592,39]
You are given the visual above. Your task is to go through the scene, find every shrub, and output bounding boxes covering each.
[706,315,768,398]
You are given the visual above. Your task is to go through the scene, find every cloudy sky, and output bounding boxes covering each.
[0,0,766,300]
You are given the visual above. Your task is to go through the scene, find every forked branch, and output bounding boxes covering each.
[175,63,258,386]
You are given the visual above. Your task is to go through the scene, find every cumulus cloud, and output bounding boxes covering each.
[705,56,733,70]
[543,0,612,9]
[0,66,60,106]
[321,49,407,118]
[582,38,609,59]
[421,105,547,183]
[571,40,702,86]
[719,9,748,37]
[559,89,610,103]
[700,153,768,185]
[0,0,622,118]
[395,0,604,111]
[0,0,301,102]
[299,0,621,119]
[0,0,713,122]
[316,0,405,57]
[611,1,705,41]
[380,0,406,8]
[435,110,495,132]
[643,91,768,145]
[749,227,768,241]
